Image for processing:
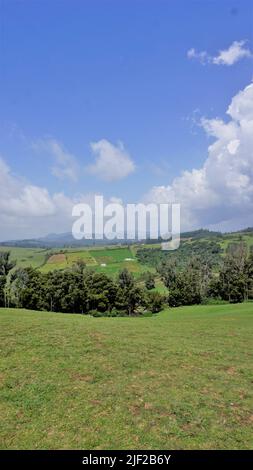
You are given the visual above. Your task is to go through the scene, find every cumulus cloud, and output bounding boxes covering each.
[143,82,253,231]
[32,138,79,182]
[0,155,126,240]
[0,158,71,217]
[187,40,252,66]
[1,83,253,239]
[0,156,78,240]
[87,139,135,181]
[213,40,252,65]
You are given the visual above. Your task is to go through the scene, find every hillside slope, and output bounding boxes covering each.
[0,304,252,449]
[1,229,253,276]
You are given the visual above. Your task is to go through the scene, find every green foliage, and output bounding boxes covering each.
[159,257,207,307]
[157,244,253,307]
[144,272,156,290]
[218,243,252,303]
[5,264,160,316]
[0,251,16,276]
[136,239,222,270]
[90,308,127,317]
[147,291,165,313]
[2,234,253,314]
[0,251,16,307]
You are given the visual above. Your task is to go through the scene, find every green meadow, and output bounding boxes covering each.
[0,246,47,269]
[0,303,252,450]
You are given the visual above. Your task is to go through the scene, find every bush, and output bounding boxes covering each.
[89,310,104,317]
[145,272,156,290]
[141,311,153,317]
[201,297,228,305]
[90,308,128,318]
[147,291,165,313]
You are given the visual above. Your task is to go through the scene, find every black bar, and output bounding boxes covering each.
[0,450,253,468]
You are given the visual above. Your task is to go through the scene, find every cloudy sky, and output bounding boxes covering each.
[0,0,253,240]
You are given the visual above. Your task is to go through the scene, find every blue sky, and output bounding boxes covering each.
[0,0,253,239]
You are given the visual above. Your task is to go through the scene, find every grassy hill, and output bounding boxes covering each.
[0,303,253,449]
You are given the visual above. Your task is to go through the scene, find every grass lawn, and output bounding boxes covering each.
[0,303,253,449]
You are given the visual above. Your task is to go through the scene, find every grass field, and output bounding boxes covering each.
[0,303,253,449]
[0,246,47,269]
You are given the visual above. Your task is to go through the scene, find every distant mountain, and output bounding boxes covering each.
[180,228,222,239]
[0,227,252,249]
[237,227,253,233]
[0,231,143,248]
[0,232,120,248]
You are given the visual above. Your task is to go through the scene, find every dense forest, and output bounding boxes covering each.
[158,243,253,305]
[136,239,223,270]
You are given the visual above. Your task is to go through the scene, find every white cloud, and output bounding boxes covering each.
[0,157,56,218]
[187,48,209,65]
[143,82,253,231]
[7,186,56,217]
[0,155,126,240]
[187,40,252,66]
[1,83,253,239]
[87,139,135,181]
[213,40,252,65]
[33,138,79,182]
[0,156,77,239]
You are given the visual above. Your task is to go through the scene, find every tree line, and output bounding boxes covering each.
[136,239,222,270]
[0,242,252,316]
[0,254,164,316]
[158,243,253,306]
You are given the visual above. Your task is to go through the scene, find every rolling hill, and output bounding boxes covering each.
[1,303,252,449]
[0,228,252,278]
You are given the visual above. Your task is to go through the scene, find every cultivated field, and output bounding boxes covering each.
[0,303,252,449]
[2,245,155,278]
[1,230,253,278]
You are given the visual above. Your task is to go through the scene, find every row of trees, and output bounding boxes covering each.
[1,242,252,315]
[0,254,164,316]
[158,243,253,306]
[136,239,222,270]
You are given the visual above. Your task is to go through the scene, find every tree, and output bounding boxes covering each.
[0,251,16,307]
[205,245,253,304]
[245,252,253,299]
[0,251,16,276]
[118,268,135,290]
[147,291,164,313]
[8,268,29,308]
[117,269,143,315]
[144,272,155,290]
[20,268,47,311]
[157,259,177,289]
[162,258,204,307]
[85,272,117,313]
[219,245,249,303]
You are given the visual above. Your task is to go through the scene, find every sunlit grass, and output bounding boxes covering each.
[0,303,252,449]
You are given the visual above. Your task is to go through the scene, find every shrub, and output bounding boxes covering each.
[147,291,165,313]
